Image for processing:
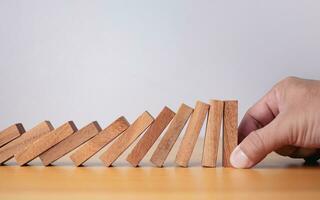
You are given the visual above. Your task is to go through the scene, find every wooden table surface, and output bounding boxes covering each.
[0,138,319,200]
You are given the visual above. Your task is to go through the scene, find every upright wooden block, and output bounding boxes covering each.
[223,100,238,167]
[127,107,175,167]
[0,124,25,147]
[70,117,130,167]
[15,121,78,166]
[0,121,54,164]
[175,101,209,167]
[202,100,224,167]
[39,122,101,166]
[100,111,154,167]
[150,104,193,167]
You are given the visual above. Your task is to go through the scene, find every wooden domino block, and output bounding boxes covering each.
[127,107,175,167]
[99,111,154,167]
[15,121,78,166]
[70,117,130,167]
[0,124,25,147]
[150,104,193,167]
[223,100,238,167]
[175,101,209,167]
[39,121,101,166]
[0,121,54,164]
[202,100,224,167]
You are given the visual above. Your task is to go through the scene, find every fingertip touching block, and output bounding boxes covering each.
[70,116,130,167]
[222,100,238,167]
[175,101,209,167]
[127,107,175,167]
[99,111,154,167]
[15,121,77,166]
[202,100,224,167]
[0,121,54,164]
[0,123,25,147]
[150,103,193,167]
[39,121,101,166]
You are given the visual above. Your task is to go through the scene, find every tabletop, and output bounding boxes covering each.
[0,138,319,200]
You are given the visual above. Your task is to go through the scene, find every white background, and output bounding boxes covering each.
[0,0,319,135]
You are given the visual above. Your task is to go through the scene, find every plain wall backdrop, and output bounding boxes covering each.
[0,0,319,136]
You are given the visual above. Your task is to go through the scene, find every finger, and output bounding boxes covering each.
[238,88,279,142]
[304,149,320,163]
[231,114,288,168]
[275,145,297,156]
[276,145,317,157]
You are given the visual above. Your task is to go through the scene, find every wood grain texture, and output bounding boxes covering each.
[0,140,319,200]
[15,121,78,166]
[175,101,209,167]
[40,122,101,166]
[100,111,154,167]
[127,107,175,167]
[0,124,25,147]
[223,100,238,167]
[0,121,54,164]
[202,100,224,167]
[150,104,193,167]
[70,117,130,167]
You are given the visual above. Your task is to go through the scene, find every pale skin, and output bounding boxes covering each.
[230,77,320,168]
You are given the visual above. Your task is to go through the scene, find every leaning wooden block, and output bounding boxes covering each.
[223,100,238,167]
[0,123,25,147]
[100,111,154,167]
[39,121,101,166]
[0,121,54,164]
[15,121,77,166]
[70,117,130,167]
[175,101,209,167]
[150,104,193,167]
[202,100,224,167]
[127,107,175,167]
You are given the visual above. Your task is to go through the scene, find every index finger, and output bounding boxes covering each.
[238,88,279,143]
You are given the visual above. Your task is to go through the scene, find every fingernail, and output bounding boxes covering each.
[230,146,253,168]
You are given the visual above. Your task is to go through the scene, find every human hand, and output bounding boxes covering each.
[230,77,320,168]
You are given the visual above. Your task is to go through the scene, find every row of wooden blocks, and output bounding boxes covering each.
[0,100,238,167]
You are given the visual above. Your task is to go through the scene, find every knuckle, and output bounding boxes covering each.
[281,76,299,84]
[275,76,299,89]
[273,76,306,104]
[250,130,267,152]
[241,130,268,159]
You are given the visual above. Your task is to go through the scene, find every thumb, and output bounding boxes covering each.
[230,115,289,168]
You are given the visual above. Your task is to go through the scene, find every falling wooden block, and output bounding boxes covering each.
[150,104,193,167]
[0,121,54,164]
[39,121,101,166]
[0,124,25,147]
[100,111,154,167]
[202,100,224,167]
[14,121,78,166]
[70,117,130,167]
[223,100,238,167]
[175,101,209,167]
[127,107,175,167]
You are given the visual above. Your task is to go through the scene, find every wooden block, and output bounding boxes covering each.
[39,121,101,166]
[0,124,25,147]
[70,117,130,167]
[223,100,238,167]
[0,121,54,164]
[100,111,154,167]
[127,107,175,167]
[175,101,209,167]
[150,104,193,167]
[14,121,78,166]
[202,100,224,167]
